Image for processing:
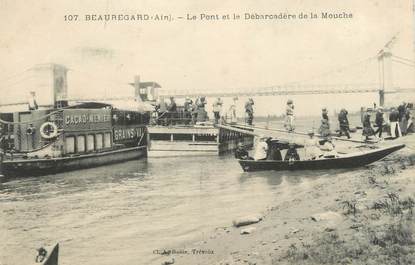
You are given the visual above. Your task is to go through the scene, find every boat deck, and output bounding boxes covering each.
[147,124,254,157]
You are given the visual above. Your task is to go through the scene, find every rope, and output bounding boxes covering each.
[137,131,145,146]
[0,109,64,125]
[154,111,168,120]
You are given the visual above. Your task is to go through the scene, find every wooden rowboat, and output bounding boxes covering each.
[238,144,405,172]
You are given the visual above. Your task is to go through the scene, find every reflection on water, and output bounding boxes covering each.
[0,155,352,265]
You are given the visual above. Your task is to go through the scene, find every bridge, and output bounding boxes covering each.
[158,84,413,99]
[0,34,414,109]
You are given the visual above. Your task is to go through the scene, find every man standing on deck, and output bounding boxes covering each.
[245,98,254,126]
[28,91,38,111]
[389,107,402,138]
[212,97,223,124]
[184,97,193,125]
[338,108,351,139]
[362,110,375,142]
[156,96,168,126]
[167,97,177,125]
[284,99,295,132]
[374,107,385,139]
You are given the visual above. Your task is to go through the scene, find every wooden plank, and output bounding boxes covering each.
[234,123,373,144]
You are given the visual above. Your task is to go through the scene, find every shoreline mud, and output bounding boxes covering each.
[165,136,415,265]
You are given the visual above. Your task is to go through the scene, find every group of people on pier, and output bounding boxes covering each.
[235,98,413,162]
[361,102,413,141]
[155,96,208,125]
[282,99,413,142]
[154,96,256,126]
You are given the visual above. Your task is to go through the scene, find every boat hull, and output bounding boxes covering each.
[238,144,405,172]
[1,146,147,177]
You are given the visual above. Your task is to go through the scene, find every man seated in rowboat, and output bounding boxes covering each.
[284,142,300,161]
[235,142,252,160]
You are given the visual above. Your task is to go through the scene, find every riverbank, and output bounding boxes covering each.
[170,136,415,265]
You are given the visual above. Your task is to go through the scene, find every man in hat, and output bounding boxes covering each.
[212,97,223,124]
[184,97,193,125]
[338,108,351,139]
[28,91,39,111]
[155,96,168,126]
[245,98,254,126]
[167,96,177,125]
[234,142,251,160]
[284,142,300,161]
[284,99,295,132]
[374,107,385,138]
[362,110,375,141]
[389,107,401,138]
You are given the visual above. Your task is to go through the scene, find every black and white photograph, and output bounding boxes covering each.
[0,0,414,264]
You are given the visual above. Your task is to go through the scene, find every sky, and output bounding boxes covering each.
[0,0,414,106]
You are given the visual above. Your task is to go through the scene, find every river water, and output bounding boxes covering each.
[0,113,375,265]
[0,151,348,265]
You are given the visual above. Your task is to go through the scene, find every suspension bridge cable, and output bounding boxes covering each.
[392,59,415,68]
[392,55,415,64]
[285,56,378,85]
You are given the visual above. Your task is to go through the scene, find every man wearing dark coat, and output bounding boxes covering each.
[167,97,177,125]
[362,111,375,141]
[338,108,351,139]
[284,143,300,161]
[245,98,254,125]
[374,108,385,138]
[234,143,251,160]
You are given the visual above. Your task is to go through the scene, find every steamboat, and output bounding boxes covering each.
[0,64,154,177]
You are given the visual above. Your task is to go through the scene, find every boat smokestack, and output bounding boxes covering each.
[29,64,68,108]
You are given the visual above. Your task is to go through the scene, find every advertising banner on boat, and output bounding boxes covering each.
[113,126,146,144]
[63,109,112,132]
